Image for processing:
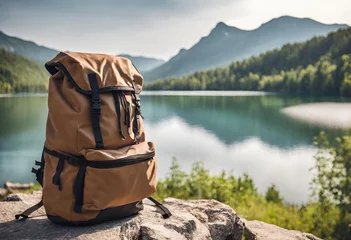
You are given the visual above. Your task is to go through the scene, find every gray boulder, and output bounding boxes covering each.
[0,191,322,239]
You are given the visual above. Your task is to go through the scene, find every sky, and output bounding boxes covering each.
[0,0,350,60]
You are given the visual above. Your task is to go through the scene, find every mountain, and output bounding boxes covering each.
[119,54,165,73]
[144,16,348,82]
[0,49,49,93]
[0,31,59,63]
[146,27,351,96]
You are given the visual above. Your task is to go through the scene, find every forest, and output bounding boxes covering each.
[146,28,351,96]
[0,49,48,93]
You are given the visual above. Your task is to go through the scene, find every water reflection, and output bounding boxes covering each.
[0,93,348,203]
[145,117,315,204]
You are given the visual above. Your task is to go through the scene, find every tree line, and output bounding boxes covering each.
[146,28,351,96]
[153,129,351,239]
[0,49,48,93]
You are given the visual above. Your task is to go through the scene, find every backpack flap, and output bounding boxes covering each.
[45,52,143,94]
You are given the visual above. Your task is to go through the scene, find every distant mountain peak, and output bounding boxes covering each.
[212,21,244,32]
[215,21,229,28]
[144,16,348,82]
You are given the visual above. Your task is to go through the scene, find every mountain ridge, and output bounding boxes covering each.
[144,16,348,82]
[118,54,165,72]
[0,31,59,63]
[0,31,165,71]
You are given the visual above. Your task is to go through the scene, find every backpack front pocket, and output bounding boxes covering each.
[73,141,157,214]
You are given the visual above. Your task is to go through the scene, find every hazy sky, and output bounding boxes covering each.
[0,0,350,60]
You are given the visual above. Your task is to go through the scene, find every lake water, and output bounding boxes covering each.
[0,92,349,204]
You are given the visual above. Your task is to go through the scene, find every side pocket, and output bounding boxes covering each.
[80,142,157,212]
[42,147,97,222]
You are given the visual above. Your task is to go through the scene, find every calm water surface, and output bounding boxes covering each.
[0,92,349,204]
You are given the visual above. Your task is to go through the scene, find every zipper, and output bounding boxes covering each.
[87,152,155,169]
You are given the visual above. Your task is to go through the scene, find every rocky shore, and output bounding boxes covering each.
[0,191,322,240]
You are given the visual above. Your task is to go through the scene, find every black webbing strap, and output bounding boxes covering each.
[43,147,85,166]
[131,79,141,144]
[88,73,104,149]
[43,146,85,191]
[73,164,87,213]
[52,157,64,190]
[148,197,172,219]
[31,147,46,186]
[120,92,131,129]
[112,92,126,140]
[132,93,141,144]
[15,200,43,220]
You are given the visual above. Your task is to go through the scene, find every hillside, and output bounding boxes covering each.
[0,49,49,93]
[145,27,351,96]
[0,31,59,63]
[144,16,348,82]
[119,54,165,72]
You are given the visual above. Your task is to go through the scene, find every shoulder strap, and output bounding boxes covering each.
[147,197,172,219]
[15,200,43,220]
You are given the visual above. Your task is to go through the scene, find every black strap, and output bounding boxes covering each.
[120,92,131,129]
[88,73,104,149]
[112,92,126,140]
[73,164,87,213]
[132,93,141,144]
[15,200,43,220]
[52,157,64,190]
[32,147,45,187]
[148,197,172,219]
[44,146,85,166]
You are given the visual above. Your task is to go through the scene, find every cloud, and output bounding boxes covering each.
[0,0,349,59]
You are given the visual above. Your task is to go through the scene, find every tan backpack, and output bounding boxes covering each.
[15,52,171,225]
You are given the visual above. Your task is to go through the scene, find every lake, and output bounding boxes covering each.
[0,92,349,204]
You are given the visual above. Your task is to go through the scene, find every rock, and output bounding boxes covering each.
[242,219,323,240]
[0,188,7,198]
[4,181,34,191]
[0,192,322,240]
[1,192,242,239]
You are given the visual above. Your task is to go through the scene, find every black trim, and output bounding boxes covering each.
[45,62,135,95]
[87,153,154,169]
[148,197,172,219]
[88,73,104,149]
[15,200,43,220]
[48,201,143,226]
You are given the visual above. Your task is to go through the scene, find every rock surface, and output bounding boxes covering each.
[0,188,6,198]
[4,181,34,191]
[0,192,322,240]
[242,219,322,240]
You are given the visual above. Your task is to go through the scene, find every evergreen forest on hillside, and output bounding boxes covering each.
[146,28,351,97]
[0,49,48,93]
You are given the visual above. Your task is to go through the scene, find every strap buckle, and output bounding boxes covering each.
[67,156,85,166]
[92,99,101,110]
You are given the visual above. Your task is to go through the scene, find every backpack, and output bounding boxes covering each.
[15,52,171,225]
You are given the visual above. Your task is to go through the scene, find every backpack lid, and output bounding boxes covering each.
[45,52,143,95]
